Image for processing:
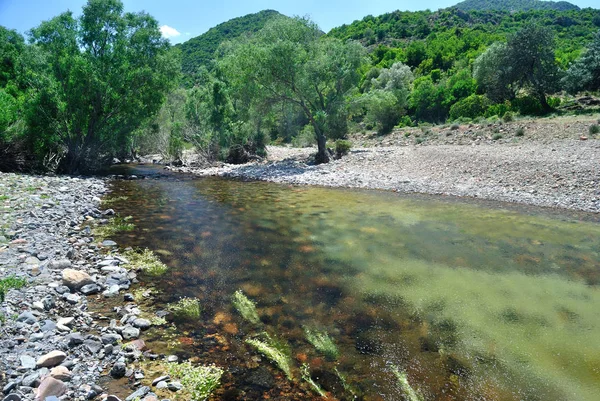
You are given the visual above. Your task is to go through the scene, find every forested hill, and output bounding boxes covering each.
[453,0,580,12]
[176,9,283,75]
[327,6,600,70]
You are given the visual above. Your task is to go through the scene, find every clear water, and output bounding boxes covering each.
[106,165,600,401]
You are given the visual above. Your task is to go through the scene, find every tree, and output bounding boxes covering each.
[220,17,366,163]
[562,31,600,93]
[26,0,179,172]
[474,25,561,112]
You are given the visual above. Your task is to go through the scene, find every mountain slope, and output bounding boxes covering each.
[453,0,580,12]
[177,10,284,75]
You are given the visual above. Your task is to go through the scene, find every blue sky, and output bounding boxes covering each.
[0,0,597,44]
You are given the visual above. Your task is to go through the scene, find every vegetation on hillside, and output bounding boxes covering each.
[0,0,599,172]
[454,0,579,12]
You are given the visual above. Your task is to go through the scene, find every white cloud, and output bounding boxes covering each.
[160,25,181,39]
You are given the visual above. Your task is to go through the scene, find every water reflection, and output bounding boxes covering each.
[107,165,600,401]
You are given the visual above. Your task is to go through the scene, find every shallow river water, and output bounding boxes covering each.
[105,165,600,401]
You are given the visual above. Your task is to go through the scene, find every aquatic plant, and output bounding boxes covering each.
[391,366,423,401]
[334,367,358,399]
[0,276,27,302]
[246,334,293,380]
[94,214,134,238]
[101,195,129,206]
[150,316,167,326]
[123,248,168,276]
[301,363,326,397]
[232,290,261,324]
[168,361,223,400]
[304,327,339,360]
[168,297,201,321]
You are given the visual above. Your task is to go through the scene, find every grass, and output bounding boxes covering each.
[167,361,223,400]
[123,248,168,276]
[101,195,129,206]
[0,276,27,302]
[515,127,525,137]
[589,124,600,135]
[168,297,201,321]
[301,364,326,397]
[246,333,293,380]
[0,195,9,201]
[391,366,423,401]
[93,215,134,239]
[232,290,261,324]
[492,133,503,140]
[304,327,339,361]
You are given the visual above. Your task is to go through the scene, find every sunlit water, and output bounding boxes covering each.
[105,165,600,401]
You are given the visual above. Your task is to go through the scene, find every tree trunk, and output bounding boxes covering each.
[315,130,329,164]
[539,93,552,113]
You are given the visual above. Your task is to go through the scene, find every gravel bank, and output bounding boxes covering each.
[0,173,176,401]
[177,138,600,213]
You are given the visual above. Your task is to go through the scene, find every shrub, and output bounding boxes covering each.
[515,127,525,137]
[449,94,490,121]
[450,124,460,130]
[123,248,168,276]
[589,124,600,135]
[232,290,260,324]
[335,140,352,158]
[168,297,201,321]
[492,133,503,141]
[304,327,339,360]
[512,96,545,116]
[246,334,293,379]
[292,125,317,148]
[486,102,511,118]
[502,111,514,123]
[168,361,223,400]
[0,276,27,302]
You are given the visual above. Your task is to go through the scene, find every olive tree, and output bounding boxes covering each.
[562,31,600,93]
[26,0,179,172]
[219,17,366,163]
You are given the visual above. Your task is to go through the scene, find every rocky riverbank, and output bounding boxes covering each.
[0,173,176,401]
[173,117,600,213]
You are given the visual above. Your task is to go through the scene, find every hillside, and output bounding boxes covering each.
[177,10,283,75]
[453,0,580,12]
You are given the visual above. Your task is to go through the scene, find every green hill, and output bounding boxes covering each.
[453,0,580,12]
[177,9,283,75]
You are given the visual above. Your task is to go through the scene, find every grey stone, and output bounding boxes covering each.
[16,312,37,325]
[132,318,151,330]
[40,321,56,332]
[36,351,67,368]
[62,269,93,290]
[102,240,117,248]
[101,333,122,345]
[110,362,126,379]
[155,382,168,390]
[3,394,22,401]
[2,382,17,394]
[19,355,36,370]
[167,382,183,392]
[121,326,139,340]
[84,340,102,354]
[80,284,100,295]
[66,333,84,347]
[102,285,120,298]
[166,355,178,363]
[34,377,66,400]
[106,396,122,401]
[21,373,39,388]
[124,386,149,401]
[151,375,170,386]
[65,294,80,304]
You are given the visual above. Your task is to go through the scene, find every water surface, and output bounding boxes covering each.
[106,165,600,401]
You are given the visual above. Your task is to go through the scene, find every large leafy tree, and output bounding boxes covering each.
[474,25,560,111]
[562,31,600,93]
[220,17,366,163]
[26,0,179,172]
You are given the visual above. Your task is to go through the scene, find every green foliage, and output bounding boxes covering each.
[492,133,503,140]
[512,96,545,116]
[292,125,317,148]
[246,334,293,380]
[177,10,283,79]
[304,327,339,360]
[410,76,451,123]
[93,215,134,239]
[589,124,600,135]
[0,276,27,302]
[167,361,223,400]
[449,95,490,121]
[22,0,180,172]
[301,364,326,397]
[334,140,352,159]
[454,0,580,12]
[391,366,424,401]
[232,290,261,324]
[516,127,525,136]
[563,31,600,93]
[168,297,202,321]
[219,16,366,163]
[502,111,514,122]
[123,248,168,276]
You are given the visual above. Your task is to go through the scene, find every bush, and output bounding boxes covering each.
[292,125,317,148]
[335,140,352,158]
[492,133,503,141]
[516,127,525,137]
[589,124,600,135]
[502,111,514,123]
[449,94,490,121]
[450,124,460,130]
[512,96,545,116]
[0,276,27,302]
[486,102,511,118]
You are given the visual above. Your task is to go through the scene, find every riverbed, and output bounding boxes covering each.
[104,164,600,401]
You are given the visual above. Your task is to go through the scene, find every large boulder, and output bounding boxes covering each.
[36,350,67,368]
[62,269,94,290]
[34,377,67,400]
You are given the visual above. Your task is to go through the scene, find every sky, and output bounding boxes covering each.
[0,0,597,44]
